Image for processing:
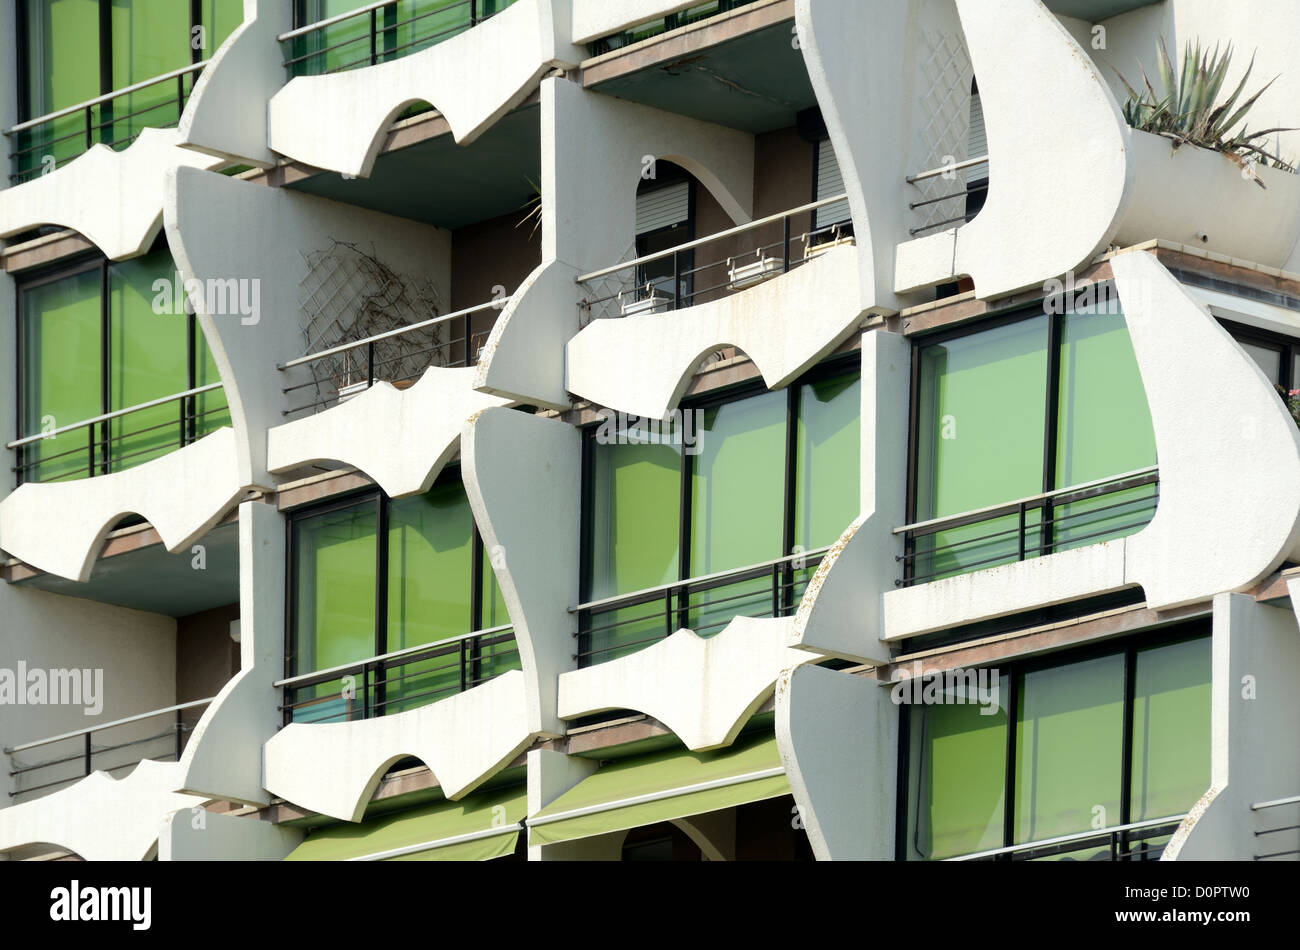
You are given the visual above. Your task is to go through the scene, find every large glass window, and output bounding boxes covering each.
[903,625,1211,861]
[15,0,243,181]
[287,477,517,723]
[580,360,860,665]
[909,296,1157,584]
[16,245,229,483]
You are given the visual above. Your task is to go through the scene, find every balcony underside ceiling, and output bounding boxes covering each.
[15,520,239,617]
[283,104,541,230]
[1043,0,1163,21]
[585,19,817,135]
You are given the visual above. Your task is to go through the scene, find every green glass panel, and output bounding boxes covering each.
[107,248,188,470]
[914,317,1048,580]
[193,329,231,437]
[108,0,192,148]
[201,0,245,52]
[292,502,377,721]
[1053,305,1158,552]
[908,672,1008,859]
[589,440,680,600]
[293,0,377,75]
[478,545,520,683]
[20,0,101,179]
[1015,653,1124,844]
[1130,636,1211,822]
[20,267,102,483]
[690,391,785,575]
[384,483,474,712]
[794,371,861,551]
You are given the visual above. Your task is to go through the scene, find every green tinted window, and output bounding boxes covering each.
[109,0,192,147]
[909,674,1008,859]
[794,372,860,550]
[293,503,378,675]
[201,0,244,52]
[1015,653,1125,844]
[21,0,101,174]
[1130,637,1211,821]
[387,483,474,650]
[108,248,189,469]
[589,440,681,600]
[20,267,102,482]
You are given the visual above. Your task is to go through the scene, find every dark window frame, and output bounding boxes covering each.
[896,620,1213,861]
[1221,317,1300,391]
[13,237,207,485]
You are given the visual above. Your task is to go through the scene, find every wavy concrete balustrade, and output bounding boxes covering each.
[0,760,204,861]
[0,128,224,260]
[893,0,1131,300]
[177,0,288,167]
[558,616,815,752]
[267,367,510,499]
[267,0,580,177]
[0,428,244,583]
[264,670,533,822]
[880,251,1300,641]
[565,244,864,420]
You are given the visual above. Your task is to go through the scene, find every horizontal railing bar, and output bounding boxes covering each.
[280,0,404,41]
[896,467,1158,536]
[1252,794,1300,811]
[279,299,507,368]
[7,61,209,134]
[907,155,990,184]
[909,182,989,211]
[573,546,829,614]
[7,383,223,449]
[575,194,848,284]
[4,697,214,754]
[946,814,1185,861]
[275,624,514,688]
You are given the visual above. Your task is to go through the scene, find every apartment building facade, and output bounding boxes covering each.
[0,0,1296,863]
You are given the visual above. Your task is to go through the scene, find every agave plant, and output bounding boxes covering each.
[1115,38,1295,187]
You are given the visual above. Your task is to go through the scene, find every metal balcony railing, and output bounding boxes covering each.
[587,1,762,56]
[279,0,519,78]
[575,194,853,324]
[946,814,1186,862]
[278,297,510,416]
[5,60,209,185]
[277,625,519,725]
[896,467,1160,588]
[906,153,989,237]
[1252,794,1300,860]
[5,697,215,802]
[7,383,228,485]
[572,547,829,667]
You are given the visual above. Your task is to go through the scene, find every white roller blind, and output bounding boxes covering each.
[636,181,690,235]
[968,91,989,181]
[815,137,850,229]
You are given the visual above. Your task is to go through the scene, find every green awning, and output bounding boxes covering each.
[285,785,526,861]
[527,733,787,847]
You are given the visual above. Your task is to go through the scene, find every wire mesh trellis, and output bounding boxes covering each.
[295,240,450,413]
[578,239,638,325]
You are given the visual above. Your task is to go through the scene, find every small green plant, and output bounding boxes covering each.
[517,175,542,239]
[1116,38,1295,187]
[1276,385,1300,427]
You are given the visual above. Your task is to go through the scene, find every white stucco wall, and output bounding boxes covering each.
[1165,591,1300,861]
[558,616,814,751]
[164,166,453,487]
[776,665,896,860]
[158,808,303,861]
[476,77,754,407]
[462,407,579,737]
[0,428,244,583]
[178,0,287,167]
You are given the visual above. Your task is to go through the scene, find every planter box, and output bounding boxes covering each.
[618,289,671,317]
[727,254,782,289]
[1115,128,1300,269]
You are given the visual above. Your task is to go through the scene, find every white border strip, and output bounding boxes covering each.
[348,822,522,861]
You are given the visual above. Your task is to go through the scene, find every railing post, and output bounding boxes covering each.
[782,213,791,274]
[367,340,375,388]
[175,708,184,761]
[471,0,479,27]
[362,663,371,719]
[176,73,185,124]
[370,7,378,66]
[672,250,681,310]
[83,731,92,777]
[665,588,675,639]
[84,105,93,151]
[459,639,468,693]
[1017,502,1026,562]
[87,424,95,478]
[463,309,473,367]
[771,562,780,618]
